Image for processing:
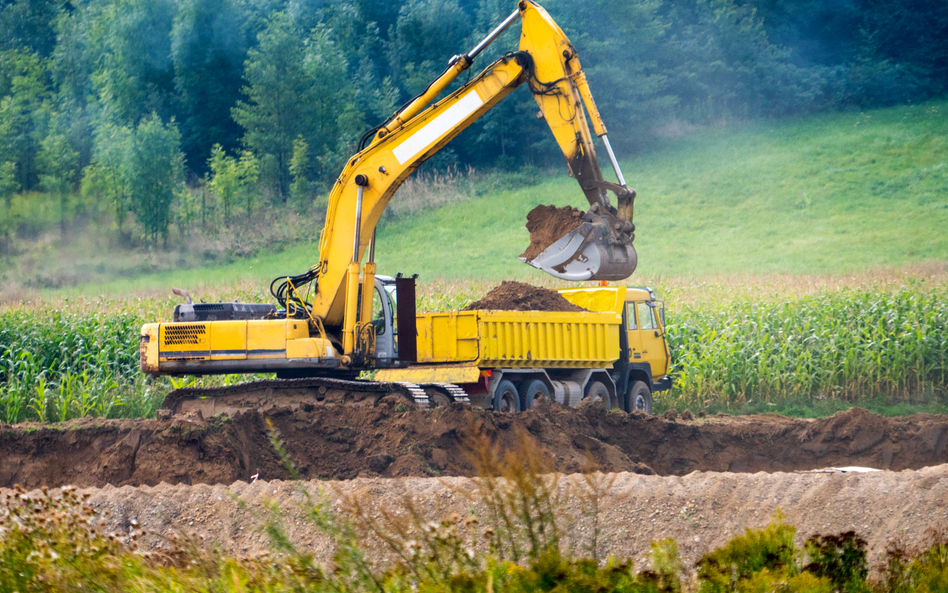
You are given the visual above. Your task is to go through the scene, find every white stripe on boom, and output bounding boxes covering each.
[393,91,484,165]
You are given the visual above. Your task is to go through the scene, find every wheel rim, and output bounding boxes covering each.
[499,393,514,413]
[634,394,646,410]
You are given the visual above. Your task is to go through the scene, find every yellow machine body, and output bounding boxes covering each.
[375,286,671,390]
[141,319,336,376]
[141,2,661,410]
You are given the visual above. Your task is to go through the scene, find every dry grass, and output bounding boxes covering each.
[385,165,477,221]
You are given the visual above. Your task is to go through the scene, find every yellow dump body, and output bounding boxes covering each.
[415,286,625,369]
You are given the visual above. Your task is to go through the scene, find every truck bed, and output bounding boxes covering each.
[415,309,621,368]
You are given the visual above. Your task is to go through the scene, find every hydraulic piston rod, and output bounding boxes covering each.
[468,9,521,60]
[601,135,626,187]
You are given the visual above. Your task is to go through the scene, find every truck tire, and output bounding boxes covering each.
[522,380,550,409]
[629,381,652,414]
[494,380,521,413]
[584,381,612,410]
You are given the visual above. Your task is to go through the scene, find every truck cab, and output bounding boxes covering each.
[619,287,672,413]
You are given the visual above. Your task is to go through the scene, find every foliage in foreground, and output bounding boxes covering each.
[3,429,948,592]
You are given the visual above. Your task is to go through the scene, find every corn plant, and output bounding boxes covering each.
[0,308,166,423]
[664,283,948,410]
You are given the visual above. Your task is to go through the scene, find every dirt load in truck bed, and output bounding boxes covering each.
[461,280,587,312]
[520,204,585,261]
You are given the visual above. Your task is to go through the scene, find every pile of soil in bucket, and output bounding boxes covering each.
[461,280,587,312]
[520,204,585,261]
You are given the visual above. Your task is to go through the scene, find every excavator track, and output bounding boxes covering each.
[160,377,469,417]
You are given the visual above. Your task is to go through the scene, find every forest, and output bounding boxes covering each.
[0,0,946,245]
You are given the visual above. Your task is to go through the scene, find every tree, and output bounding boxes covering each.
[0,161,17,209]
[124,114,185,245]
[208,143,258,222]
[82,0,178,127]
[233,13,351,199]
[0,0,61,57]
[83,119,133,238]
[0,49,50,191]
[171,0,251,170]
[289,135,312,212]
[387,0,472,96]
[37,125,78,237]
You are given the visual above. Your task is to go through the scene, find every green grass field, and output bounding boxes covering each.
[38,99,948,297]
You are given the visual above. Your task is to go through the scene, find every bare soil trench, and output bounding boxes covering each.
[2,403,947,490]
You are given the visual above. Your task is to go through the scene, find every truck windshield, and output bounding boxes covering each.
[637,302,657,330]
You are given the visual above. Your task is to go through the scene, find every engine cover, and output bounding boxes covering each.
[173,302,276,322]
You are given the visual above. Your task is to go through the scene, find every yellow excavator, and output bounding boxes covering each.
[142,0,671,415]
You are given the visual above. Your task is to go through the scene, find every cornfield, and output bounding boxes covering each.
[0,308,164,424]
[664,283,948,409]
[2,279,947,423]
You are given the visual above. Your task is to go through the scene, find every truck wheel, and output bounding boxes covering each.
[522,380,550,409]
[629,381,652,414]
[493,380,521,413]
[584,381,613,410]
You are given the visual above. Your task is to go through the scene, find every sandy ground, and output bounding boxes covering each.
[15,463,939,574]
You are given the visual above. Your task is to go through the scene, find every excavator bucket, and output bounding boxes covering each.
[520,211,637,281]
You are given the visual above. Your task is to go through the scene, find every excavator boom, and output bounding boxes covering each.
[309,1,637,353]
[142,1,641,388]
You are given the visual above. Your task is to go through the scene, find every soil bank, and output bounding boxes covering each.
[11,465,947,574]
[2,404,947,490]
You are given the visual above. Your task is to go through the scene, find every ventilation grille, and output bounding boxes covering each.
[163,324,207,346]
[194,304,226,311]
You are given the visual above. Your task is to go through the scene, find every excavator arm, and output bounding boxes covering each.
[302,0,638,356]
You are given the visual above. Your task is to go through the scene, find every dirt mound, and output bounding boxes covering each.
[462,280,586,312]
[1,405,947,490]
[24,465,945,573]
[520,204,585,261]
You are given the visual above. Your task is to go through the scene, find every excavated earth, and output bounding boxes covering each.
[520,204,585,261]
[461,280,586,312]
[3,404,948,571]
[2,404,947,490]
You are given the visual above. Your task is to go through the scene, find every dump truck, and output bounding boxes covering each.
[142,0,672,414]
[377,280,671,414]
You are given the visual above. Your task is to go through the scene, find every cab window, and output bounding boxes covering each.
[372,288,385,335]
[637,302,657,330]
[626,303,637,330]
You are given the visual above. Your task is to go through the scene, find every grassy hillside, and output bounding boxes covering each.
[35,99,948,296]
[374,100,948,279]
